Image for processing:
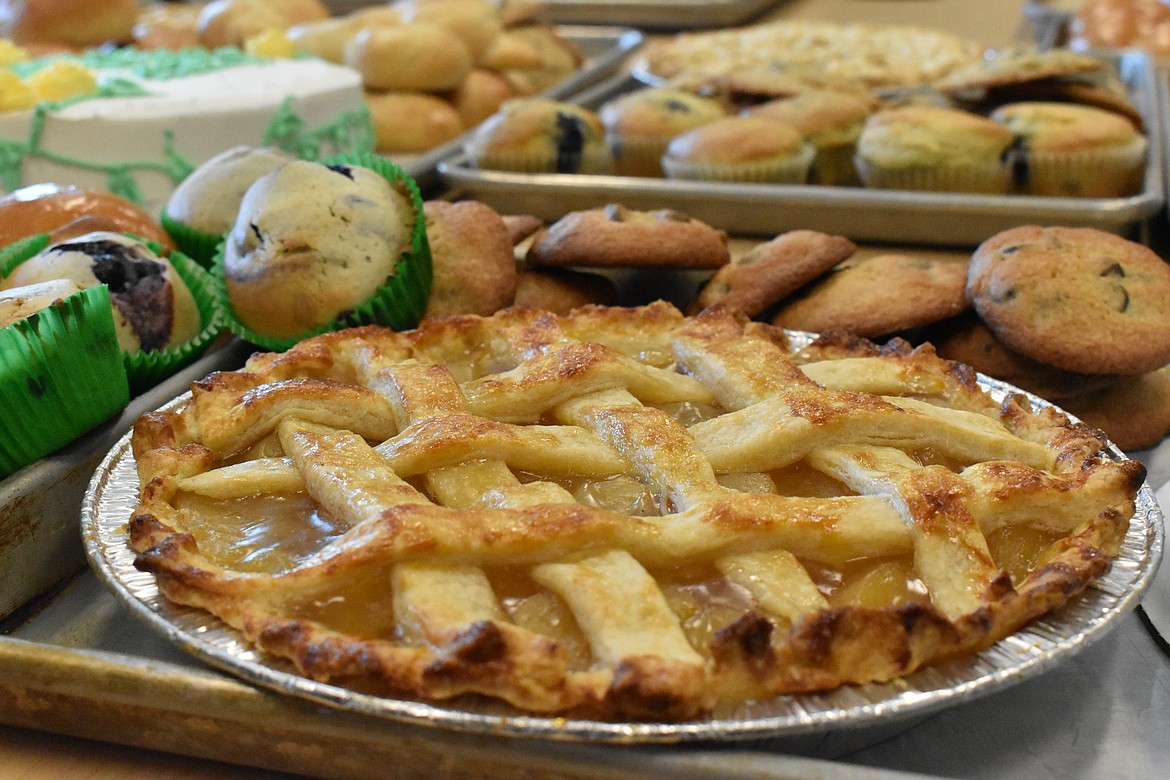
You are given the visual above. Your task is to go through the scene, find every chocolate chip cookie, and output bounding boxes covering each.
[967,226,1170,375]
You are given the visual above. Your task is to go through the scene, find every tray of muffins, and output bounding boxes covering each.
[437,33,1164,245]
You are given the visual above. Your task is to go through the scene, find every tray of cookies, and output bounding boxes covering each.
[437,45,1164,245]
[536,0,783,31]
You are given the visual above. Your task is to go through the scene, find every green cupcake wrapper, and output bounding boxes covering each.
[0,234,52,279]
[214,152,432,353]
[159,210,224,269]
[0,285,129,478]
[2,233,225,395]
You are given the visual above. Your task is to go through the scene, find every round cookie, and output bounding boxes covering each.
[690,229,856,318]
[526,204,729,270]
[513,268,618,314]
[771,251,970,337]
[1060,367,1170,452]
[967,226,1170,375]
[423,199,517,317]
[930,315,1117,402]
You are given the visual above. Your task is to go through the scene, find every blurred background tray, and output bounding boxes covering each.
[537,0,783,30]
[439,50,1164,245]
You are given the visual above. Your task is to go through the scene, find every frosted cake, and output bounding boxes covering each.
[0,47,374,216]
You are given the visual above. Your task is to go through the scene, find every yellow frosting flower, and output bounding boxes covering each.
[245,29,297,59]
[27,60,98,101]
[0,71,36,112]
[0,39,30,67]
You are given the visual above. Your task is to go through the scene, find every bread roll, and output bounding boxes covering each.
[286,17,364,63]
[393,0,502,62]
[0,184,174,252]
[0,0,138,46]
[132,2,205,51]
[448,68,516,128]
[345,24,472,92]
[365,91,464,153]
[197,0,328,49]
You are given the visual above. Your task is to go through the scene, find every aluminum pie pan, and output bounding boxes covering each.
[82,367,1164,744]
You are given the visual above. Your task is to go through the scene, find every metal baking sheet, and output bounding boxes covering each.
[438,51,1164,245]
[0,339,255,622]
[80,352,1163,744]
[399,25,644,197]
[537,0,782,31]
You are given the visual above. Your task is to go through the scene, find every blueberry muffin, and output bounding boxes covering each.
[599,87,726,178]
[464,98,610,174]
[661,116,814,184]
[855,106,1014,194]
[223,160,418,340]
[990,102,1146,198]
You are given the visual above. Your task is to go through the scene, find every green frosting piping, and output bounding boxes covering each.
[0,48,375,204]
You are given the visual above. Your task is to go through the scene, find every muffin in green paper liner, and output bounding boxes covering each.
[0,284,129,478]
[213,152,432,353]
[0,232,224,395]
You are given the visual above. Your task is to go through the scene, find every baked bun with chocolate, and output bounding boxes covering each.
[223,160,416,340]
[1,231,200,354]
[0,184,174,252]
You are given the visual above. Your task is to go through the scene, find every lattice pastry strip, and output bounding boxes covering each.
[128,303,1144,720]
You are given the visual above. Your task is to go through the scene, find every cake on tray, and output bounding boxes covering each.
[0,46,374,216]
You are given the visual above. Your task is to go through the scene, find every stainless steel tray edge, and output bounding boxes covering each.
[438,52,1165,244]
[0,623,920,779]
[538,0,781,30]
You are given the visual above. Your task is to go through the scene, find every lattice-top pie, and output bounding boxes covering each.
[128,303,1143,720]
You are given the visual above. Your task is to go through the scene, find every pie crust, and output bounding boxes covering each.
[128,303,1143,720]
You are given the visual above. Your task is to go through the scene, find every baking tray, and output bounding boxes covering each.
[537,0,782,31]
[438,50,1164,245]
[399,25,644,197]
[0,339,256,622]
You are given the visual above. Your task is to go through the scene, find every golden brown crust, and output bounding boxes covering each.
[422,199,517,318]
[526,204,729,270]
[128,302,1141,720]
[0,0,138,46]
[0,184,174,252]
[691,230,856,318]
[771,251,970,337]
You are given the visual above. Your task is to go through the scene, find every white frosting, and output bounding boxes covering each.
[0,58,370,215]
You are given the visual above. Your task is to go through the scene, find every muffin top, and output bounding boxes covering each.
[745,89,876,148]
[165,145,296,235]
[990,101,1143,154]
[856,106,1014,168]
[664,116,808,165]
[598,87,726,140]
[464,98,608,173]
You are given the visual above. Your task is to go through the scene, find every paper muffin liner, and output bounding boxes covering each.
[214,152,432,353]
[855,157,1011,194]
[0,284,129,478]
[159,210,224,268]
[1018,136,1148,198]
[609,135,671,178]
[2,234,223,395]
[662,144,815,184]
